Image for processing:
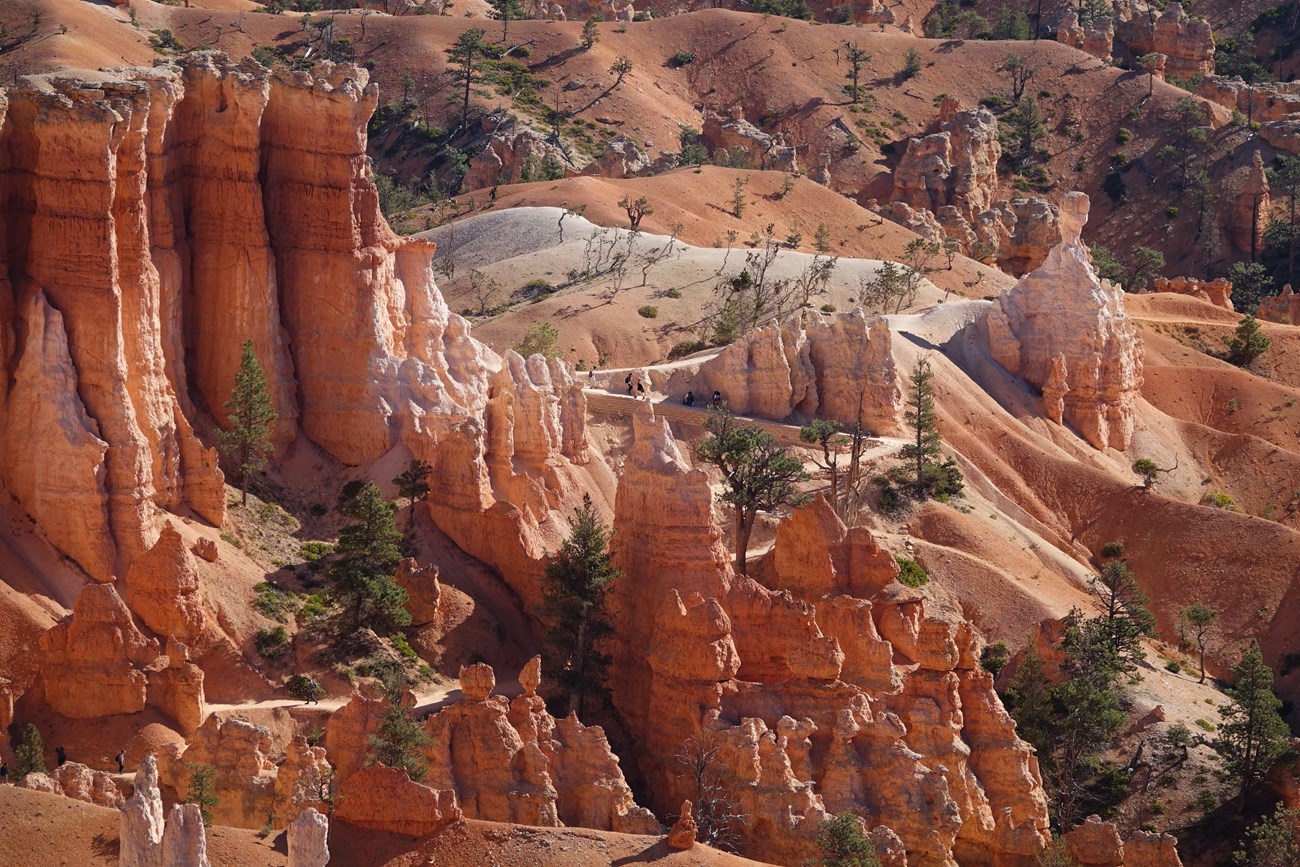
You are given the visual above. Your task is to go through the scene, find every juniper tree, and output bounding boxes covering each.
[219,339,278,507]
[697,408,810,575]
[541,494,619,717]
[1087,560,1156,678]
[1214,640,1291,809]
[392,459,433,532]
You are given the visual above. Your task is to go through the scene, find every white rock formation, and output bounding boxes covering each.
[119,756,166,867]
[288,807,331,867]
[160,803,210,867]
[986,192,1144,451]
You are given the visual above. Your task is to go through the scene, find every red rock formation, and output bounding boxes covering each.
[1063,815,1183,866]
[1259,284,1300,324]
[464,120,575,189]
[987,193,1144,451]
[662,309,901,435]
[1232,151,1271,258]
[1118,1,1214,77]
[334,764,462,837]
[45,762,126,808]
[38,584,159,718]
[1054,5,1114,61]
[606,403,1050,864]
[702,111,798,172]
[157,715,278,828]
[892,102,1000,224]
[420,660,659,833]
[124,522,206,643]
[1152,276,1234,310]
[667,801,698,849]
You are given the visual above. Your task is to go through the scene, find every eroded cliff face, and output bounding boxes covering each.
[0,52,595,597]
[986,192,1144,451]
[607,402,1051,866]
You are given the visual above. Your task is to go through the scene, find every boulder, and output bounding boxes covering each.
[334,764,461,837]
[287,807,330,867]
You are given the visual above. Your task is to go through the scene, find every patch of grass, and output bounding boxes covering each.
[1194,718,1216,732]
[637,305,659,319]
[894,556,929,589]
[255,625,291,660]
[254,582,299,622]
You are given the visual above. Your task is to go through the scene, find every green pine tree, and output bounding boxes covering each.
[1214,640,1291,808]
[186,762,219,826]
[899,357,963,500]
[487,0,525,43]
[13,723,46,778]
[813,814,881,867]
[218,339,277,507]
[542,494,619,717]
[392,459,433,532]
[1225,314,1270,366]
[447,28,491,131]
[329,482,410,632]
[367,675,432,781]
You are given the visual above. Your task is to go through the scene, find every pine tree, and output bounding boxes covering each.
[842,42,871,104]
[581,16,599,50]
[813,814,881,867]
[1214,640,1291,808]
[899,357,963,499]
[329,482,410,632]
[1226,314,1270,366]
[1000,96,1046,173]
[697,408,810,575]
[367,675,431,781]
[186,763,219,826]
[1087,561,1156,678]
[487,0,524,43]
[542,494,620,717]
[392,459,433,532]
[1179,603,1219,684]
[447,28,490,131]
[1233,804,1300,866]
[218,339,277,507]
[13,723,46,778]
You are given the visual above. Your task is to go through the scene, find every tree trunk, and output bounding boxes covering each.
[1198,640,1206,684]
[735,508,753,576]
[571,615,588,717]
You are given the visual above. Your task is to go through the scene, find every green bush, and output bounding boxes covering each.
[254,582,299,622]
[981,642,1011,676]
[285,674,321,701]
[637,305,659,319]
[662,288,682,299]
[894,556,929,588]
[820,303,837,313]
[298,541,334,562]
[668,50,696,67]
[1100,541,1125,559]
[390,633,418,660]
[1202,492,1236,509]
[668,339,706,359]
[255,626,291,660]
[1165,660,1182,673]
[1166,205,1179,219]
[1115,127,1132,144]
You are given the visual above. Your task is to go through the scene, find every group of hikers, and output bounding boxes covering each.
[0,746,128,784]
[623,371,724,409]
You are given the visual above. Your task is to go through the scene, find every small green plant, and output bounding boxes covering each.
[255,626,291,660]
[254,582,299,622]
[1116,127,1132,144]
[1194,718,1216,732]
[894,556,929,588]
[1100,541,1126,559]
[901,47,923,79]
[668,50,696,67]
[186,763,219,826]
[820,303,837,313]
[1202,492,1236,510]
[298,541,334,562]
[1166,206,1178,219]
[513,322,561,359]
[285,674,322,701]
[663,288,682,299]
[1191,789,1217,814]
[981,642,1011,676]
[390,633,418,660]
[637,305,659,319]
[1227,397,1240,413]
[1165,659,1182,674]
[523,278,553,295]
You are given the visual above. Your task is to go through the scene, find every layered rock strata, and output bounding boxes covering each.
[606,403,1051,865]
[662,309,902,435]
[1152,277,1233,310]
[1117,1,1214,77]
[892,100,1000,224]
[987,193,1144,451]
[1,53,596,629]
[1259,284,1300,324]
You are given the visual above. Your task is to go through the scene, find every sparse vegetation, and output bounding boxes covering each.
[894,556,928,588]
[512,322,561,359]
[219,340,278,507]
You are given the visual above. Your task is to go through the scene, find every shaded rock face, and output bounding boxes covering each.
[1152,276,1233,310]
[0,53,594,592]
[606,403,1050,865]
[986,193,1144,451]
[417,659,660,834]
[1259,284,1300,324]
[1054,5,1114,61]
[892,102,1000,224]
[1231,151,1271,258]
[1117,0,1214,77]
[335,764,462,837]
[663,309,902,435]
[463,119,574,189]
[702,111,797,172]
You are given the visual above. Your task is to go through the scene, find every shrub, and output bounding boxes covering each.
[523,278,554,296]
[668,50,696,67]
[637,305,659,319]
[663,288,682,299]
[1166,205,1179,219]
[390,633,418,660]
[820,303,837,313]
[254,582,299,622]
[1165,660,1182,673]
[1100,541,1125,559]
[1116,127,1132,144]
[285,674,322,701]
[298,541,334,562]
[668,339,706,359]
[1202,492,1236,509]
[1102,169,1127,203]
[255,626,291,660]
[981,642,1011,676]
[1194,718,1216,731]
[894,556,929,588]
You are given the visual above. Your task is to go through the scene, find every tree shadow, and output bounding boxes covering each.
[90,833,119,859]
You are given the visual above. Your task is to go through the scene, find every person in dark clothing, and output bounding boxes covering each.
[307,678,320,705]
[625,373,633,394]
[1,762,9,784]
[684,390,695,407]
[636,380,645,397]
[712,390,722,407]
[55,746,66,767]
[115,750,126,774]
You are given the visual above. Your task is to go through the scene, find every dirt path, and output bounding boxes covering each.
[205,678,524,720]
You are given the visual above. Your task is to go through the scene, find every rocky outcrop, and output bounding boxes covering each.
[287,808,331,867]
[1054,5,1114,62]
[702,111,797,171]
[422,660,660,834]
[119,756,167,867]
[463,118,574,189]
[334,764,462,837]
[160,803,210,867]
[1117,1,1214,77]
[1197,76,1300,125]
[124,522,206,643]
[667,801,698,849]
[1063,815,1183,866]
[1259,284,1300,324]
[987,192,1144,450]
[593,135,653,178]
[892,100,1000,224]
[661,309,901,435]
[38,584,159,718]
[1232,151,1271,258]
[605,403,1050,864]
[977,199,1062,276]
[49,762,126,808]
[1152,276,1233,310]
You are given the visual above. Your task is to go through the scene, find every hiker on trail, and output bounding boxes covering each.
[56,746,66,767]
[712,390,722,407]
[625,373,633,394]
[115,750,126,773]
[1,761,9,784]
[307,678,320,705]
[588,368,595,381]
[684,390,695,407]
[636,380,645,398]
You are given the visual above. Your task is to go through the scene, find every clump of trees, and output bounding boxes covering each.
[697,408,810,575]
[542,495,620,716]
[813,814,881,867]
